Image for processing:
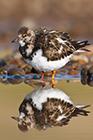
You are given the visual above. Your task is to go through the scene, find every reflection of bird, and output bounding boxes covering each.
[12,87,90,131]
[12,27,89,87]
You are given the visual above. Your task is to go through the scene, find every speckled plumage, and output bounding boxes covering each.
[12,87,90,131]
[16,27,89,72]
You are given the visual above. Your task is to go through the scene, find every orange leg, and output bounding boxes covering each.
[51,70,56,88]
[41,71,46,87]
[41,71,44,81]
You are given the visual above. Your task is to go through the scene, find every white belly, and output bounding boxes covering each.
[26,87,73,110]
[26,49,72,72]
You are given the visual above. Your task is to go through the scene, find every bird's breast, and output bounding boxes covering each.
[26,49,72,72]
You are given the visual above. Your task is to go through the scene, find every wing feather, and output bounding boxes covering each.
[42,31,76,61]
[42,98,76,126]
[35,29,89,61]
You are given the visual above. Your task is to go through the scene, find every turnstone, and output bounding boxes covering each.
[12,87,90,131]
[12,27,89,87]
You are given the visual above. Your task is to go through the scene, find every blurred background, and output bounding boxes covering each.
[0,0,93,52]
[0,0,93,53]
[0,0,93,140]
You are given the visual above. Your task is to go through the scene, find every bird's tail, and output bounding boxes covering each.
[72,40,90,51]
[74,105,90,116]
[77,40,89,48]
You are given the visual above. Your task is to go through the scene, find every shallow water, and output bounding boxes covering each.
[0,81,93,140]
[0,21,92,139]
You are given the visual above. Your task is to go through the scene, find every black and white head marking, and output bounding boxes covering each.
[18,26,35,58]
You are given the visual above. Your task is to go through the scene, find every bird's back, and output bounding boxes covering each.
[34,29,89,61]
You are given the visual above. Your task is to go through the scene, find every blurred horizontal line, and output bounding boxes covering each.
[0,73,80,80]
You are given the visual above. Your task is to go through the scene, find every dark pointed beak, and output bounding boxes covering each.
[11,116,19,121]
[11,39,15,43]
[11,37,18,43]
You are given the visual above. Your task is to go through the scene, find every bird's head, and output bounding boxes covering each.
[12,26,35,57]
[11,102,35,132]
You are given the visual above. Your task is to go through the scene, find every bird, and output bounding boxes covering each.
[12,87,90,132]
[12,26,89,87]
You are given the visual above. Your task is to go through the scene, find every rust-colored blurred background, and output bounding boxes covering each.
[0,0,93,52]
[0,0,93,140]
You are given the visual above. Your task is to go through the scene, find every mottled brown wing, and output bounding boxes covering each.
[42,32,76,61]
[42,98,76,126]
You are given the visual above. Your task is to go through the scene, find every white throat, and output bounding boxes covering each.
[19,40,26,47]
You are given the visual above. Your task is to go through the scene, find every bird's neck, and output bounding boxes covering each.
[19,32,45,59]
[19,44,31,59]
[19,43,41,60]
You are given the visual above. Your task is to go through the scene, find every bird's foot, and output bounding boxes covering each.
[51,79,56,88]
[51,70,56,88]
[41,71,44,81]
[41,71,46,87]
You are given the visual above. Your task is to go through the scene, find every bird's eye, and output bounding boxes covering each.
[23,34,27,37]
